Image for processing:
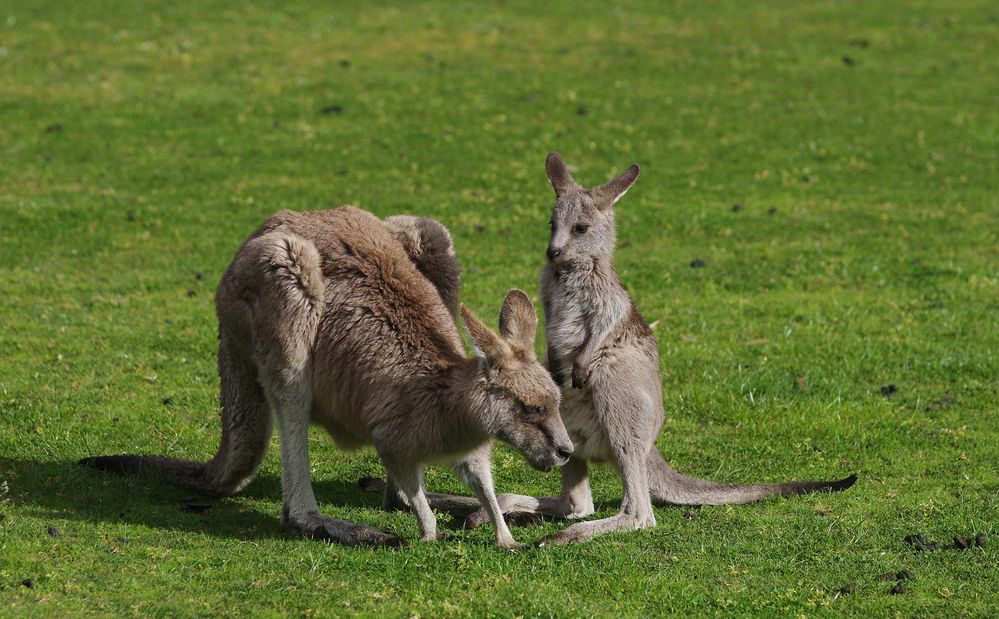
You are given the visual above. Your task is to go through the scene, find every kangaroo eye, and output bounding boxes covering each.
[520,402,541,417]
[573,224,589,234]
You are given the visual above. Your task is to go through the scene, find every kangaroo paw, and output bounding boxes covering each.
[505,511,544,527]
[463,509,543,529]
[463,508,490,530]
[357,476,387,493]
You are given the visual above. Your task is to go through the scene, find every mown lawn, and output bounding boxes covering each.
[1,0,996,616]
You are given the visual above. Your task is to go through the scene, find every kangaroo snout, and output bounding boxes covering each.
[555,443,574,465]
[546,245,562,261]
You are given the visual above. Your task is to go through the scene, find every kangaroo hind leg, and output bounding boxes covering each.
[240,232,402,547]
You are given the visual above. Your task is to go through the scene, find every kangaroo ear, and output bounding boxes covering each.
[498,289,537,356]
[460,303,511,363]
[593,163,640,209]
[546,152,579,197]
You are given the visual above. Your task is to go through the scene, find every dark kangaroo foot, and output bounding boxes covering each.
[282,509,405,548]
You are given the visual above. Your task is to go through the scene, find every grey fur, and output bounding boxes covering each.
[464,153,856,545]
[81,206,573,549]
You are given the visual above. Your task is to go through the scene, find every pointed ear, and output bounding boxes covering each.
[460,303,510,362]
[498,289,537,356]
[593,164,640,208]
[546,152,579,197]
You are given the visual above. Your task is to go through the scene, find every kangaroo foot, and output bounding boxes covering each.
[282,509,405,548]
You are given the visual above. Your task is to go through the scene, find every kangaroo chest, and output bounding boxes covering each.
[545,281,592,358]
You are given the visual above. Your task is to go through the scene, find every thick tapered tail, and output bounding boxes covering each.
[80,329,273,496]
[78,454,223,494]
[648,450,856,506]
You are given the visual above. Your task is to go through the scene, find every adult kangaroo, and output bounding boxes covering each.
[464,153,856,545]
[81,206,573,549]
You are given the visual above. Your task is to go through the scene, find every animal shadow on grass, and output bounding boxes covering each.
[0,457,389,542]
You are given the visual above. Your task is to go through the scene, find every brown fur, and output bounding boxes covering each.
[81,206,572,548]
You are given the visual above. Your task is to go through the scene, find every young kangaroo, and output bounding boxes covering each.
[81,206,574,549]
[464,153,856,545]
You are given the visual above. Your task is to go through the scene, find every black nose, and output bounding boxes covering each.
[547,247,561,261]
[556,446,573,460]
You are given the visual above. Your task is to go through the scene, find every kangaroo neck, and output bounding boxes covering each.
[551,254,625,297]
[433,359,495,443]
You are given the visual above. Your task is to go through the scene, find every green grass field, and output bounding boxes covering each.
[2,0,997,615]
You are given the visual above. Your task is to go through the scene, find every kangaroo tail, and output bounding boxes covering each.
[79,341,273,496]
[647,449,856,506]
[79,244,280,496]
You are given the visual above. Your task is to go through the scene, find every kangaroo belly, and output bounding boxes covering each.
[310,390,372,451]
[560,389,612,462]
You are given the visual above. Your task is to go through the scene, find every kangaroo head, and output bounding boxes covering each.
[460,289,574,472]
[544,152,640,268]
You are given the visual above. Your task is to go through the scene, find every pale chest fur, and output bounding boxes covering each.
[542,266,629,363]
[544,275,592,357]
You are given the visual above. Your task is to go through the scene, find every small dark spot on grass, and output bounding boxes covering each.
[690,258,706,268]
[890,582,906,595]
[117,507,131,517]
[619,240,632,249]
[0,513,5,521]
[162,397,173,406]
[126,211,136,222]
[730,203,743,212]
[474,224,486,233]
[21,579,33,589]
[576,106,587,116]
[321,104,344,115]
[768,207,778,215]
[180,503,212,513]
[879,571,897,581]
[954,536,970,550]
[896,569,914,580]
[838,583,855,595]
[683,508,698,519]
[45,123,63,133]
[47,526,61,537]
[339,59,351,68]
[880,384,897,397]
[904,533,937,551]
[186,289,197,297]
[975,533,986,547]
[842,55,855,66]
[904,533,925,546]
[849,38,870,48]
[556,46,569,55]
[195,272,204,281]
